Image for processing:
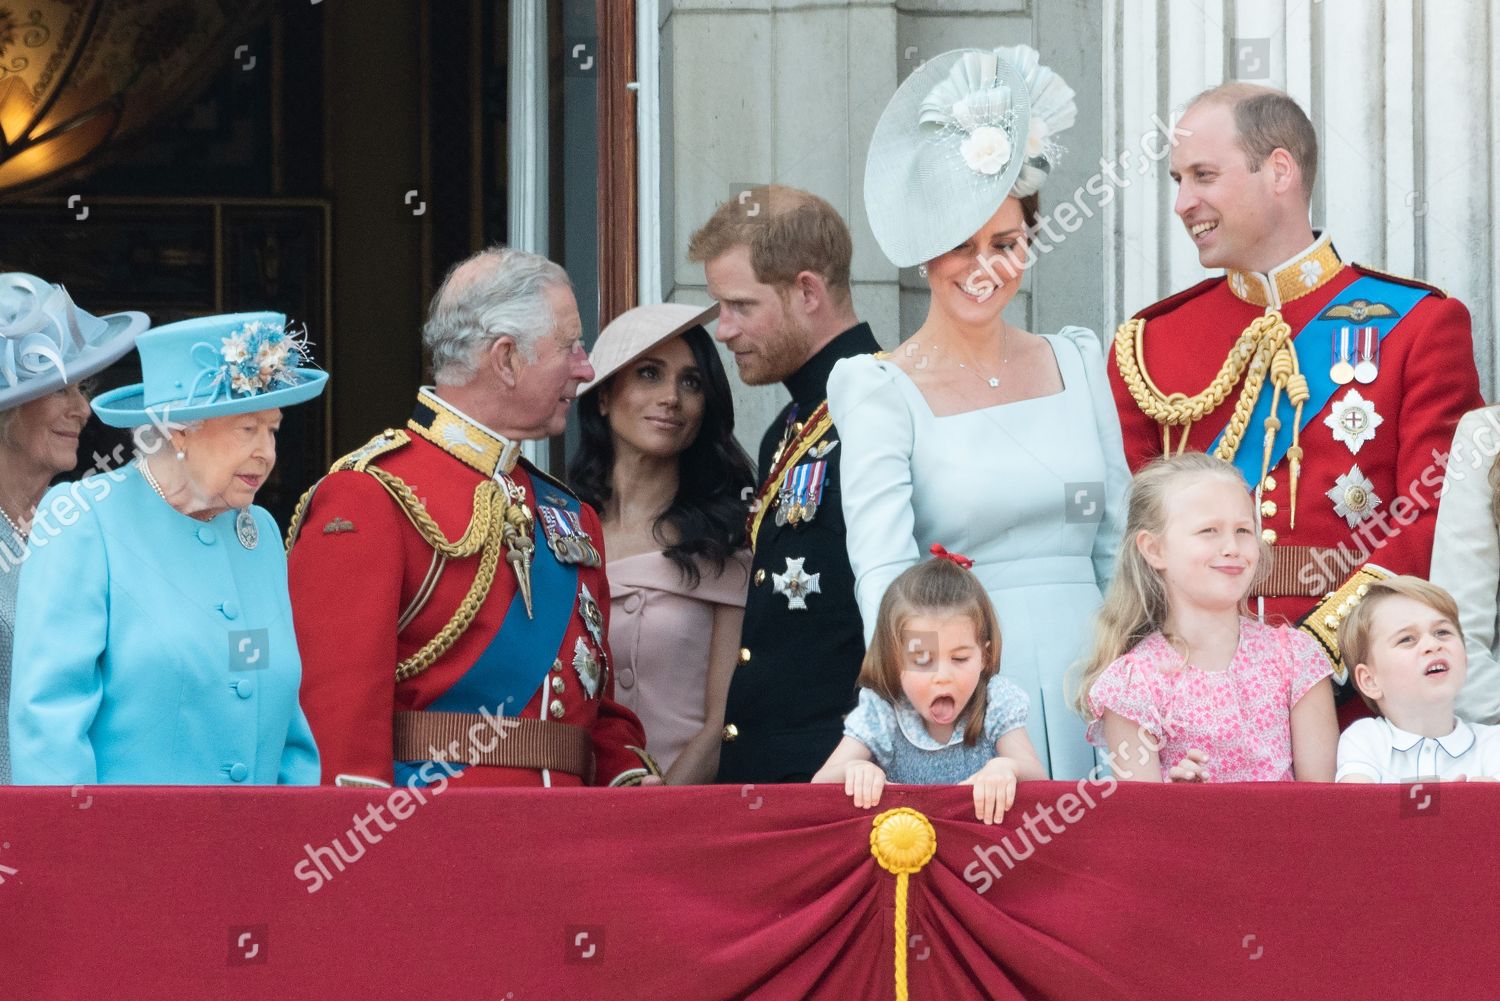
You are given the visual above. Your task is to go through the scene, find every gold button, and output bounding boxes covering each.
[1263,476,1277,492]
[549,698,565,719]
[552,658,563,672]
[551,676,565,693]
[738,647,751,664]
[1261,500,1278,518]
[754,569,766,586]
[1261,528,1277,545]
[721,723,739,743]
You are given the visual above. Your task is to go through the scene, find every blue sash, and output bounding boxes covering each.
[396,477,582,785]
[1209,275,1430,486]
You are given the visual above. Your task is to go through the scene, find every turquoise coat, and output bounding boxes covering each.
[7,464,319,785]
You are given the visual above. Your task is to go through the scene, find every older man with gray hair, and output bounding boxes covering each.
[289,246,657,789]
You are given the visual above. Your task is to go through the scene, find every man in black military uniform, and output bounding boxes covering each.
[689,185,878,783]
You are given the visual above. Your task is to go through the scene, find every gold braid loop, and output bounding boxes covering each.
[281,427,514,682]
[394,491,504,683]
[1114,317,1264,455]
[284,482,318,551]
[365,466,496,558]
[1205,313,1292,465]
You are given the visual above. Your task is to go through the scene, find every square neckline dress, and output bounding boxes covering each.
[827,327,1132,779]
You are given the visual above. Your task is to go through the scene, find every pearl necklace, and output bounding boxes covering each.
[0,501,25,540]
[138,457,169,501]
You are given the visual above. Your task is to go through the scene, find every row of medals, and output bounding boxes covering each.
[1330,326,1379,385]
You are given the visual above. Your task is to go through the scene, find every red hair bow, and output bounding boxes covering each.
[929,543,974,569]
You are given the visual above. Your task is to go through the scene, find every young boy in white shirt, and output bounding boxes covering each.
[1336,576,1500,783]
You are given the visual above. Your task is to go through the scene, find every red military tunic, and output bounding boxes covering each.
[287,388,648,787]
[1107,234,1482,681]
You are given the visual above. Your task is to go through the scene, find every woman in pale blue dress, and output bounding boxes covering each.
[0,272,149,783]
[9,311,325,785]
[830,45,1129,779]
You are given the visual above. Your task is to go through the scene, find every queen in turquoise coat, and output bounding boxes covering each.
[8,312,327,785]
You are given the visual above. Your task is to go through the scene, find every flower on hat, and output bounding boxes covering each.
[203,319,312,401]
[920,53,1024,181]
[960,126,1013,175]
[256,337,290,372]
[221,331,250,364]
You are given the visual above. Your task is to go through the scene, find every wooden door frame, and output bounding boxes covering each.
[596,0,638,326]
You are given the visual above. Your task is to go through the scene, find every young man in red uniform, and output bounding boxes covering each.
[1107,83,1482,709]
[288,248,655,787]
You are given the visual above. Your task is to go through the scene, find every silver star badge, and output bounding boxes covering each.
[772,557,821,611]
[1323,389,1383,455]
[1327,464,1381,527]
[577,583,606,652]
[573,637,600,698]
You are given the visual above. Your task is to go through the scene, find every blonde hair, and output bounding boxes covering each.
[859,557,1001,747]
[1338,576,1464,713]
[687,185,853,307]
[1072,453,1271,715]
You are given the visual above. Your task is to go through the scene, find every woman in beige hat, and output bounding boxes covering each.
[569,303,755,783]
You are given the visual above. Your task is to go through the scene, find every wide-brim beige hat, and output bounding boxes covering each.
[579,301,719,394]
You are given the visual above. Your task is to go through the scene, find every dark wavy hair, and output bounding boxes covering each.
[569,326,755,585]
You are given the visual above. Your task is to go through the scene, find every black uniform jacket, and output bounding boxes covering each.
[717,322,879,784]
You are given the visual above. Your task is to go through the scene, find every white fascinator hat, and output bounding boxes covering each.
[864,45,1078,268]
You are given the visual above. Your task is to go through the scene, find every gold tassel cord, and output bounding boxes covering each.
[1116,313,1295,466]
[282,429,536,680]
[870,808,937,1001]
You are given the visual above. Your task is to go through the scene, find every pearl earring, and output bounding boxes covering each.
[917,264,929,278]
[175,450,185,461]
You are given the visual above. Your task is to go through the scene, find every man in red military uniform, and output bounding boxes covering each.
[1108,83,1483,706]
[288,248,655,787]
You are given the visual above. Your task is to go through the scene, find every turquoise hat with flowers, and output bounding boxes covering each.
[91,311,328,428]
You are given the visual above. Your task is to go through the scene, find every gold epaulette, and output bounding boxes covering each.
[1297,563,1393,685]
[284,427,509,684]
[333,428,411,472]
[285,430,413,549]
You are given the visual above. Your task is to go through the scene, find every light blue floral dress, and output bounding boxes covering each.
[842,673,1029,783]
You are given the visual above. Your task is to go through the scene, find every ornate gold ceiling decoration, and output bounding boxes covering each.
[0,0,270,197]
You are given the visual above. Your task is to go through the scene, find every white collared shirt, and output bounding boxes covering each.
[1337,716,1500,782]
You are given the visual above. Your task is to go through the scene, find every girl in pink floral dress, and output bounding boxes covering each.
[1075,453,1338,782]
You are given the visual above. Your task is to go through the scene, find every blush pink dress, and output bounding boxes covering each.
[606,550,751,773]
[1085,619,1332,782]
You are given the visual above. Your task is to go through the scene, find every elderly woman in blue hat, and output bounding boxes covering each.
[827,46,1131,781]
[0,273,149,783]
[8,311,326,785]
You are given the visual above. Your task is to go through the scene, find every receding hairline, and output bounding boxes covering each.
[1187,81,1288,111]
